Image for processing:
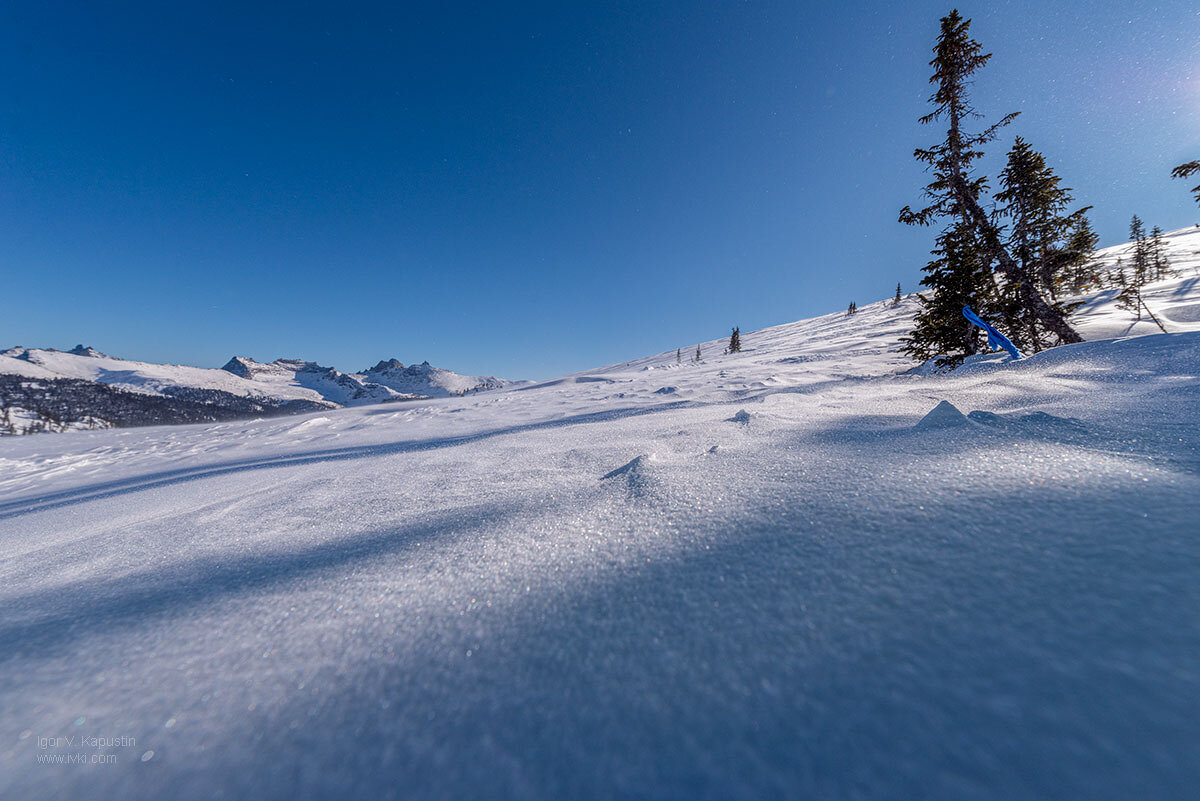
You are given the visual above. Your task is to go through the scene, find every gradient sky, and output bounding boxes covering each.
[2,1,1197,379]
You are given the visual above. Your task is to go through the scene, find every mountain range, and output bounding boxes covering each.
[0,347,513,435]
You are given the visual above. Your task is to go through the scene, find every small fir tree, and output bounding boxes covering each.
[1064,216,1100,293]
[1149,226,1171,280]
[1117,216,1168,332]
[728,327,741,353]
[1129,215,1150,287]
[894,282,903,305]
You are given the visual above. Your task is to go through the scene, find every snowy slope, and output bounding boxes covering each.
[2,228,1199,800]
[1072,225,1200,339]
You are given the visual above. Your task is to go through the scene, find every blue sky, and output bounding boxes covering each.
[2,1,1197,379]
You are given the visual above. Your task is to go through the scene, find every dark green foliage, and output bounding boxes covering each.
[1149,226,1172,280]
[728,327,741,354]
[694,344,701,363]
[898,11,1015,229]
[993,136,1094,351]
[1172,160,1200,207]
[894,283,902,305]
[846,301,857,315]
[1064,216,1100,293]
[901,222,993,368]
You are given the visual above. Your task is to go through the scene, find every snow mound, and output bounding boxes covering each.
[600,453,659,497]
[727,409,752,424]
[915,400,968,429]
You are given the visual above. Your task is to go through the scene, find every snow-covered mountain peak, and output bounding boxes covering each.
[66,344,107,358]
[368,358,405,372]
[220,356,317,379]
[360,359,510,397]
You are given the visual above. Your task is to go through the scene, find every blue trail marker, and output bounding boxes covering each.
[962,306,1021,361]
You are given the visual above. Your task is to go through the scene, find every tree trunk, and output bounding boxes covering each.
[1139,296,1168,333]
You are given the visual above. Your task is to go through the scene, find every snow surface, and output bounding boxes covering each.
[2,228,1200,799]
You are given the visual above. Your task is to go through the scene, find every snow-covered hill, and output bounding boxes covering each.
[2,228,1199,800]
[0,346,514,434]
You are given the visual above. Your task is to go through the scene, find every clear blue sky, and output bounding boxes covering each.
[2,1,1197,379]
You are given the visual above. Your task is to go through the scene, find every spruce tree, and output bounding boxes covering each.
[1117,216,1168,332]
[1129,215,1149,286]
[677,348,681,365]
[1064,215,1099,293]
[1172,160,1200,207]
[894,282,903,306]
[899,10,1080,363]
[994,136,1094,350]
[1149,226,1171,280]
[694,344,701,363]
[901,221,993,368]
[728,327,741,353]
